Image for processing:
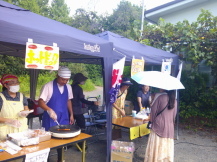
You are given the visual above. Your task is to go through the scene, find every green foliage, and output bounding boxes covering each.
[49,0,72,25]
[60,62,89,79]
[142,9,217,83]
[71,9,102,34]
[179,71,217,125]
[106,0,142,37]
[73,79,95,92]
[93,78,103,87]
[85,64,102,85]
[0,55,28,76]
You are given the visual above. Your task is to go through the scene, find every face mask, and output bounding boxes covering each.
[80,81,85,85]
[9,85,20,93]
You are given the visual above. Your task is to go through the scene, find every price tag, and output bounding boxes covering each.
[25,148,50,162]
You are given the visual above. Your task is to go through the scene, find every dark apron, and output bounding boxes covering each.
[42,79,69,131]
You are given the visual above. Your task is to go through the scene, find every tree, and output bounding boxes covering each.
[3,0,41,14]
[142,9,217,83]
[71,8,102,34]
[48,0,72,25]
[106,0,142,37]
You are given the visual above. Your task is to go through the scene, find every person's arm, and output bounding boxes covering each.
[0,117,21,127]
[0,117,9,123]
[112,102,125,116]
[22,94,30,111]
[67,99,74,124]
[38,98,57,121]
[80,98,97,105]
[137,97,143,110]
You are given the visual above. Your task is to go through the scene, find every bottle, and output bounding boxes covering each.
[146,107,150,116]
[98,95,102,106]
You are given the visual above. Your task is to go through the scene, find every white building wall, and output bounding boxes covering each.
[162,1,217,24]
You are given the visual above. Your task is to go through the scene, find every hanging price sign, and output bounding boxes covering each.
[131,59,145,77]
[25,42,59,70]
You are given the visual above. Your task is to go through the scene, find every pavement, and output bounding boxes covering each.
[29,118,217,162]
[26,87,217,162]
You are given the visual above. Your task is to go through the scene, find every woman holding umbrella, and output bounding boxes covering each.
[131,71,184,162]
[144,90,177,162]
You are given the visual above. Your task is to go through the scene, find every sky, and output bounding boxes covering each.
[65,0,174,16]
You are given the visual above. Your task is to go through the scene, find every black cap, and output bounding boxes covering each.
[121,77,133,85]
[73,73,88,83]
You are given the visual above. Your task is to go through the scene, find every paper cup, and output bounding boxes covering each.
[132,110,136,117]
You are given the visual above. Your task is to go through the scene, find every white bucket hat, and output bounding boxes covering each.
[58,67,71,79]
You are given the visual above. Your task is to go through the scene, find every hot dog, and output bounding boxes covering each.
[27,64,38,68]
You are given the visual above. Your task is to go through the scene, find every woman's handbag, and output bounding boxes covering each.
[146,102,169,129]
[147,121,152,129]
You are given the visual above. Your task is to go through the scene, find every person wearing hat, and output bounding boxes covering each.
[0,74,30,140]
[38,67,74,162]
[112,77,133,119]
[38,66,74,130]
[71,73,98,130]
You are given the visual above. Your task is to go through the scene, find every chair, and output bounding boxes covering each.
[83,97,107,137]
[27,99,44,129]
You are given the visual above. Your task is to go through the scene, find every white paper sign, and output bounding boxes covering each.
[161,61,171,75]
[25,42,59,70]
[25,148,50,162]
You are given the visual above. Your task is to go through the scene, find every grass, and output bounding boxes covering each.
[0,72,97,99]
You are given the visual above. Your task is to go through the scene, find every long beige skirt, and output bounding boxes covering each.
[144,130,174,162]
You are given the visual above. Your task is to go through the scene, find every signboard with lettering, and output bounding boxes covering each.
[131,59,145,77]
[161,61,171,75]
[25,42,59,70]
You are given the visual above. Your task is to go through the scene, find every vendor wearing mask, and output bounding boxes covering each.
[0,74,29,140]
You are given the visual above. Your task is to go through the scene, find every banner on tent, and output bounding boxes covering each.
[131,58,145,77]
[25,42,59,70]
[161,61,171,75]
[109,57,126,103]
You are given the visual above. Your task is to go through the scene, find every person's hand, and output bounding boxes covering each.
[5,119,22,128]
[94,101,99,106]
[47,109,57,121]
[120,109,126,117]
[69,115,74,125]
[18,110,33,117]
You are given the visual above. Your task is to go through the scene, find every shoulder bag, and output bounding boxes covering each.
[147,102,169,129]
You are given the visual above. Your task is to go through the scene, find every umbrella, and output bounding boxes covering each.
[131,71,185,90]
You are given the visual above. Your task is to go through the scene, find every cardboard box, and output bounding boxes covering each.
[111,140,134,162]
[39,133,51,143]
[111,151,133,162]
[124,100,134,115]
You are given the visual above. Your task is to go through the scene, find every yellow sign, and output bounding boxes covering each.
[131,59,145,77]
[130,126,140,140]
[25,42,59,70]
[139,123,150,137]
